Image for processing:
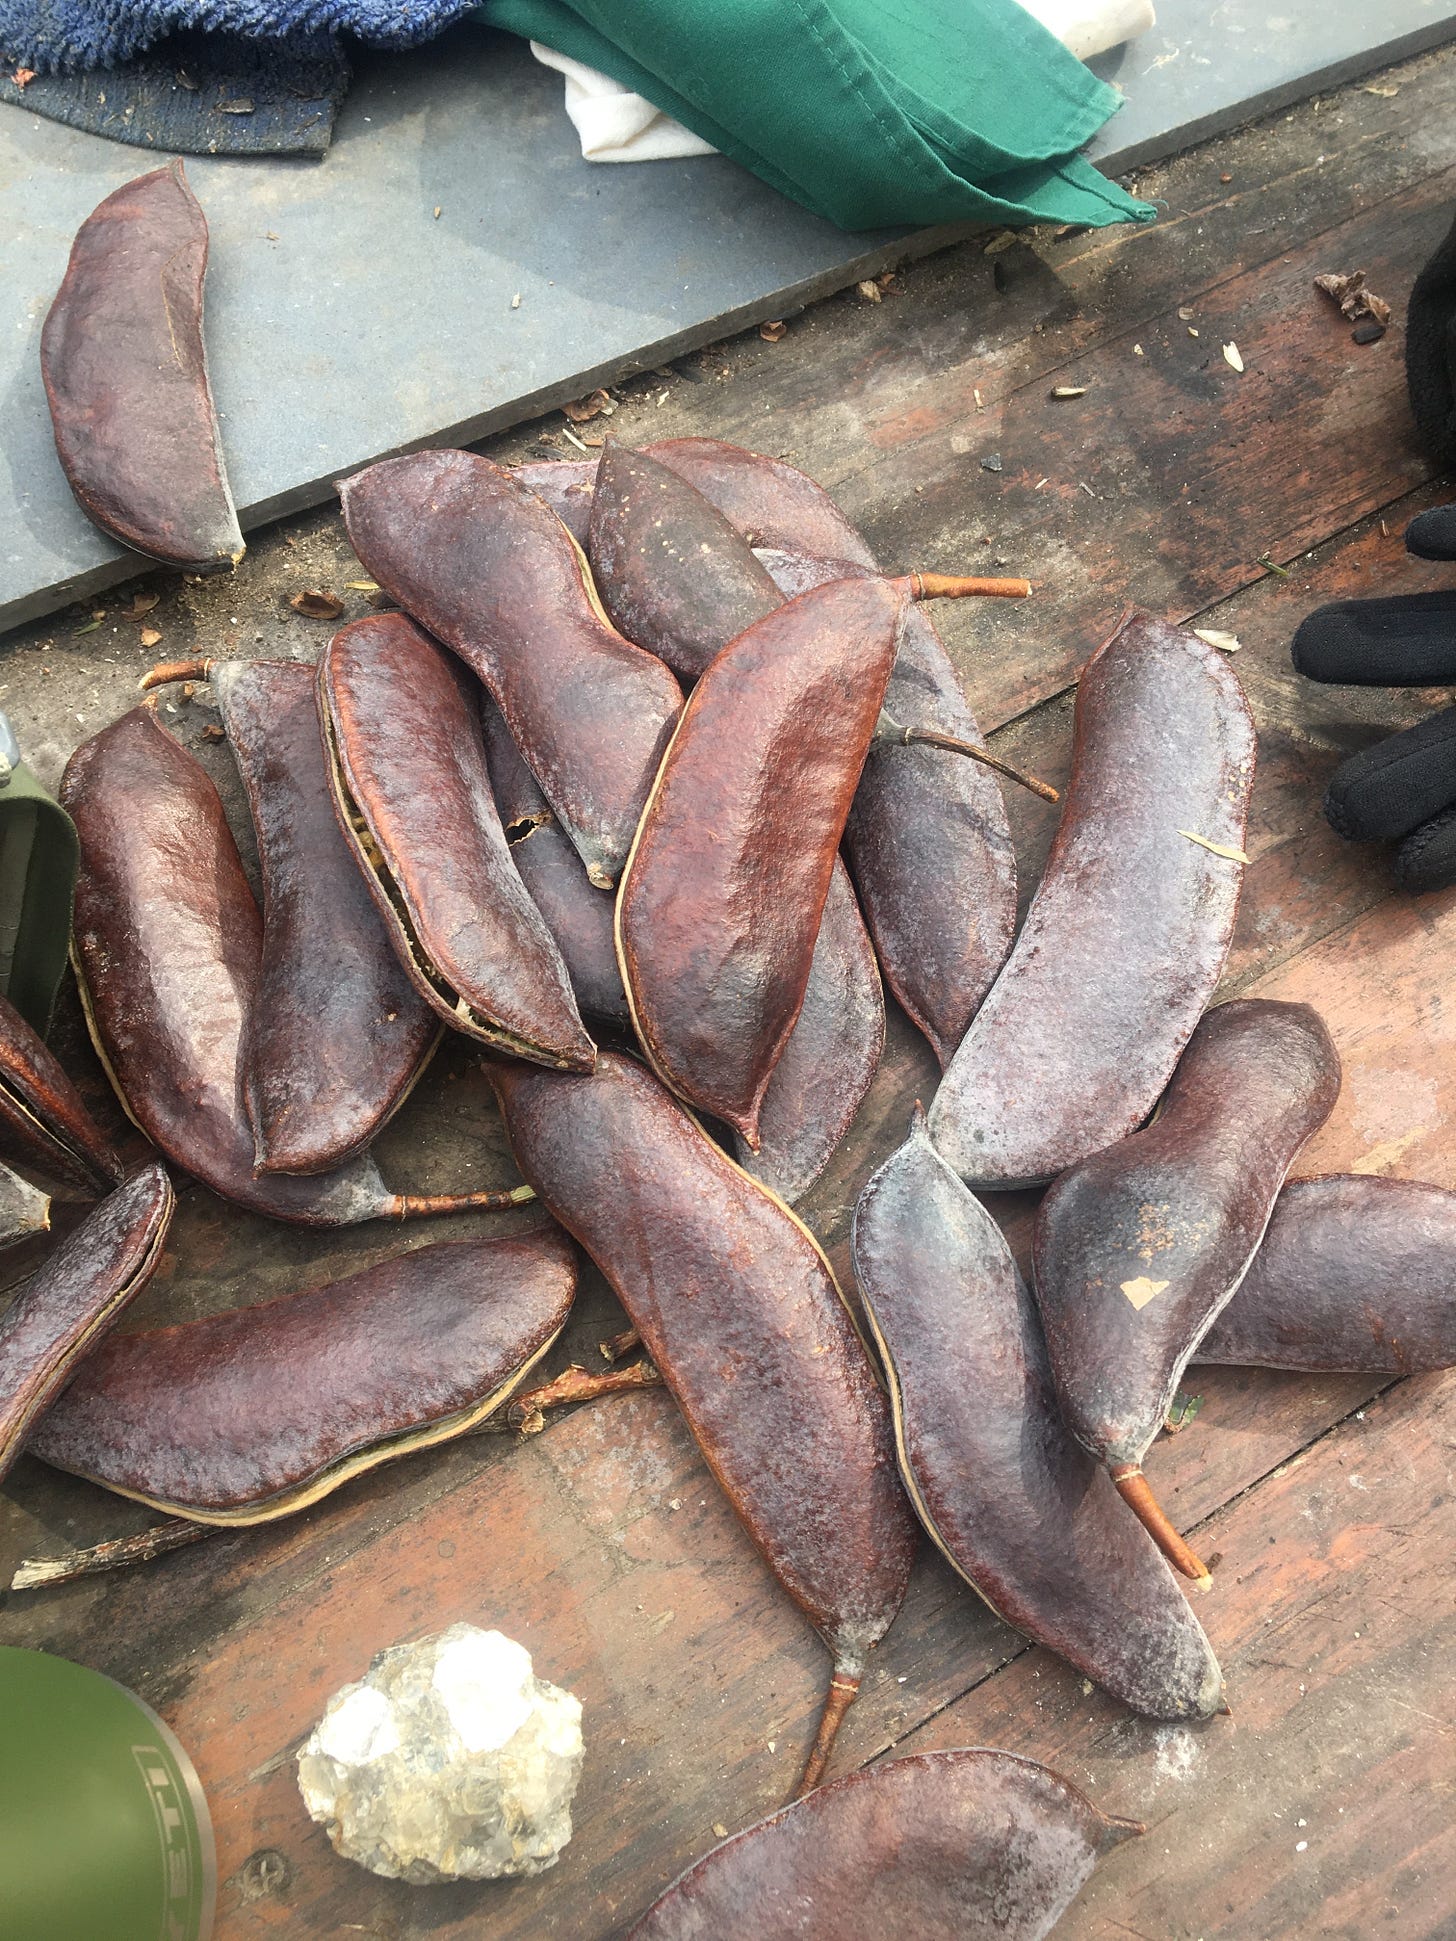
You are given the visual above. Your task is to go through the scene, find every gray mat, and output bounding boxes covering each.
[4,2,1455,631]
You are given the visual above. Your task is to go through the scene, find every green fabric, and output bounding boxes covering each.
[0,762,79,1037]
[478,0,1151,231]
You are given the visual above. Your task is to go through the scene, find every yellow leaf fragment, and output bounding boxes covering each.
[1179,830,1251,864]
[1122,1277,1170,1310]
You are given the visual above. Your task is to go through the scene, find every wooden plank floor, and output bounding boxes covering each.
[3,47,1456,1940]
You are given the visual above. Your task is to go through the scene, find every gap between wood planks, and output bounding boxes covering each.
[857,1372,1403,1774]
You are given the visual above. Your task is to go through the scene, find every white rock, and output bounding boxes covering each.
[297,1623,584,1884]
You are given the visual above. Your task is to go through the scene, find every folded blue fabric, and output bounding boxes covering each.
[1,0,472,74]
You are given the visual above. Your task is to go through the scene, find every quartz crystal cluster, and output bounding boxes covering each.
[297,1623,584,1882]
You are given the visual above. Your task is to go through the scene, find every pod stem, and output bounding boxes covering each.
[876,714,1059,803]
[793,1664,862,1799]
[903,572,1032,601]
[387,1182,537,1219]
[508,1357,662,1433]
[599,1325,642,1364]
[138,658,215,692]
[1112,1465,1212,1589]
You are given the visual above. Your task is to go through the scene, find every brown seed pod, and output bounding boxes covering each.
[733,860,884,1204]
[648,437,882,563]
[61,708,531,1227]
[616,577,906,1148]
[319,614,595,1071]
[931,611,1257,1189]
[40,162,244,572]
[0,1161,173,1484]
[480,701,631,1034]
[512,458,600,546]
[30,1228,576,1522]
[589,438,788,679]
[338,450,682,888]
[759,548,1019,1065]
[855,1112,1225,1719]
[1033,999,1341,1583]
[0,988,123,1192]
[528,440,1020,1064]
[628,1747,1142,1940]
[1196,1173,1456,1373]
[489,1050,917,1796]
[141,655,440,1174]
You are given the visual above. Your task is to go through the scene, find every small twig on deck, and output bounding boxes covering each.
[11,1516,210,1590]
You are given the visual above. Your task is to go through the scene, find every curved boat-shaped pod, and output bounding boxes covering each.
[491,1051,917,1797]
[629,1747,1142,1940]
[33,1228,576,1522]
[931,610,1256,1189]
[0,1163,173,1484]
[1034,1000,1340,1581]
[41,162,243,572]
[855,1113,1226,1720]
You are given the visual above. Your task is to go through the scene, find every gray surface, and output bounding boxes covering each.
[3,2,1455,631]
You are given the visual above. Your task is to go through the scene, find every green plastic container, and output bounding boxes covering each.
[0,1647,215,1940]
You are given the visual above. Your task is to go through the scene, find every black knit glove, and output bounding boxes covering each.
[1293,509,1456,890]
[1291,211,1456,893]
[1408,207,1456,470]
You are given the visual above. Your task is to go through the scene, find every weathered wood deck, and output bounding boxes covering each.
[2,45,1455,1939]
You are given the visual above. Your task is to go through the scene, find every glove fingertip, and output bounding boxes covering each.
[1395,807,1456,892]
[1405,503,1456,562]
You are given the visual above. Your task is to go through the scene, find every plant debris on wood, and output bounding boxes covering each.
[563,390,613,425]
[1314,270,1392,342]
[288,589,345,620]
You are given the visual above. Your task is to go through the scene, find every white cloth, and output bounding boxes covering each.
[532,0,1156,166]
[530,42,716,162]
[1018,0,1156,62]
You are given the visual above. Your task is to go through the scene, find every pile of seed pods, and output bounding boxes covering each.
[11,158,1455,1937]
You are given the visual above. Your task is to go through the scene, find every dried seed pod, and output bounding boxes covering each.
[759,549,1018,1065]
[0,988,123,1192]
[1034,999,1341,1582]
[733,860,884,1204]
[142,656,440,1174]
[583,438,1020,1062]
[1196,1173,1456,1373]
[41,162,243,572]
[589,439,787,679]
[489,1051,917,1795]
[854,1113,1225,1719]
[629,1747,1142,1940]
[480,702,630,1034]
[0,1161,51,1250]
[931,611,1257,1189]
[319,615,595,1070]
[616,578,906,1147]
[0,1162,173,1482]
[512,459,597,546]
[31,1228,576,1521]
[648,437,881,564]
[338,450,682,887]
[61,708,531,1227]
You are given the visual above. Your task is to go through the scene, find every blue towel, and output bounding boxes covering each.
[2,0,471,74]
